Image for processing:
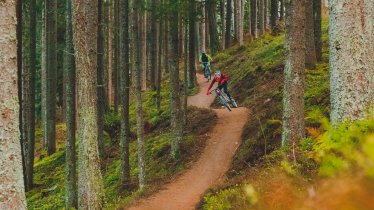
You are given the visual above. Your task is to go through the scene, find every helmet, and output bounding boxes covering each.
[214,70,221,80]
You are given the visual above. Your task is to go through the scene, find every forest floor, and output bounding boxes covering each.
[125,74,249,210]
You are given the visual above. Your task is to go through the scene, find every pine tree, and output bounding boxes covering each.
[169,0,183,159]
[189,0,197,88]
[313,0,322,61]
[282,0,306,161]
[0,0,27,207]
[44,0,58,156]
[305,0,317,68]
[97,0,106,159]
[120,0,131,186]
[72,0,104,208]
[270,0,278,34]
[207,0,221,54]
[250,0,258,38]
[64,0,77,208]
[132,0,146,189]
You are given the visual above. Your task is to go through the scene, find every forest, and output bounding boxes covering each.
[0,0,373,209]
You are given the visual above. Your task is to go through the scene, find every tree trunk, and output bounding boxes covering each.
[141,10,147,91]
[207,0,221,54]
[234,0,238,42]
[72,0,104,208]
[258,0,264,35]
[225,0,232,48]
[313,0,322,61]
[44,0,57,156]
[132,0,146,189]
[64,0,77,208]
[264,0,268,30]
[238,0,244,45]
[97,0,106,159]
[0,0,27,207]
[200,0,206,52]
[41,3,46,150]
[24,0,37,191]
[270,0,278,34]
[120,0,131,186]
[150,0,158,90]
[280,0,284,21]
[108,1,113,108]
[305,0,317,68]
[189,0,197,88]
[113,0,119,112]
[329,0,374,125]
[169,0,182,159]
[282,0,306,160]
[156,11,163,112]
[220,0,226,49]
[184,23,189,125]
[250,0,258,38]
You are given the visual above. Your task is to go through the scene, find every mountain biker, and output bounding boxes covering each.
[199,51,213,73]
[206,70,233,101]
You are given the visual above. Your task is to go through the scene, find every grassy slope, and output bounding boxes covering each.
[200,20,374,210]
[27,79,217,209]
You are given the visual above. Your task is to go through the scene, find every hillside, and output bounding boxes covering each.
[199,20,374,210]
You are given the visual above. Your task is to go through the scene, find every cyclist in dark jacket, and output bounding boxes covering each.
[206,70,233,101]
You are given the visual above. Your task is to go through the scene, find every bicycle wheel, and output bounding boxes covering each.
[230,99,238,108]
[219,95,232,111]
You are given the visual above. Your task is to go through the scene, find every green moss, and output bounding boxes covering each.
[202,186,252,210]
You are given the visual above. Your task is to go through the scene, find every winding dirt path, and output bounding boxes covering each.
[128,74,249,210]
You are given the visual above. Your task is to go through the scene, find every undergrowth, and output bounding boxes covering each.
[27,78,217,209]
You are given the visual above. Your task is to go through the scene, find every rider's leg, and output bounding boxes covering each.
[222,83,232,100]
[203,63,207,73]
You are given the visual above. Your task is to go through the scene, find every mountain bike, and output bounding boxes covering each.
[202,62,212,82]
[210,88,238,111]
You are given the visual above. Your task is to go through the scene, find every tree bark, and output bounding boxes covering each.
[132,0,146,189]
[120,0,131,186]
[225,0,232,48]
[189,0,197,88]
[72,0,104,208]
[280,0,284,21]
[169,0,183,159]
[207,0,222,54]
[97,0,106,159]
[305,0,317,68]
[44,0,57,156]
[141,9,147,91]
[250,0,258,38]
[258,0,264,35]
[270,0,278,34]
[64,0,77,208]
[24,0,37,192]
[184,22,189,125]
[329,0,374,125]
[150,0,158,90]
[220,0,226,49]
[156,10,163,112]
[238,0,244,45]
[0,0,27,207]
[313,0,322,61]
[282,0,306,159]
[200,0,206,52]
[113,0,120,112]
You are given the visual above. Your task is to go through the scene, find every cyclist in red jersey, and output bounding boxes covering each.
[206,70,233,101]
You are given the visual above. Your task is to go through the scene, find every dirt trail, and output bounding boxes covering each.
[128,74,249,210]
